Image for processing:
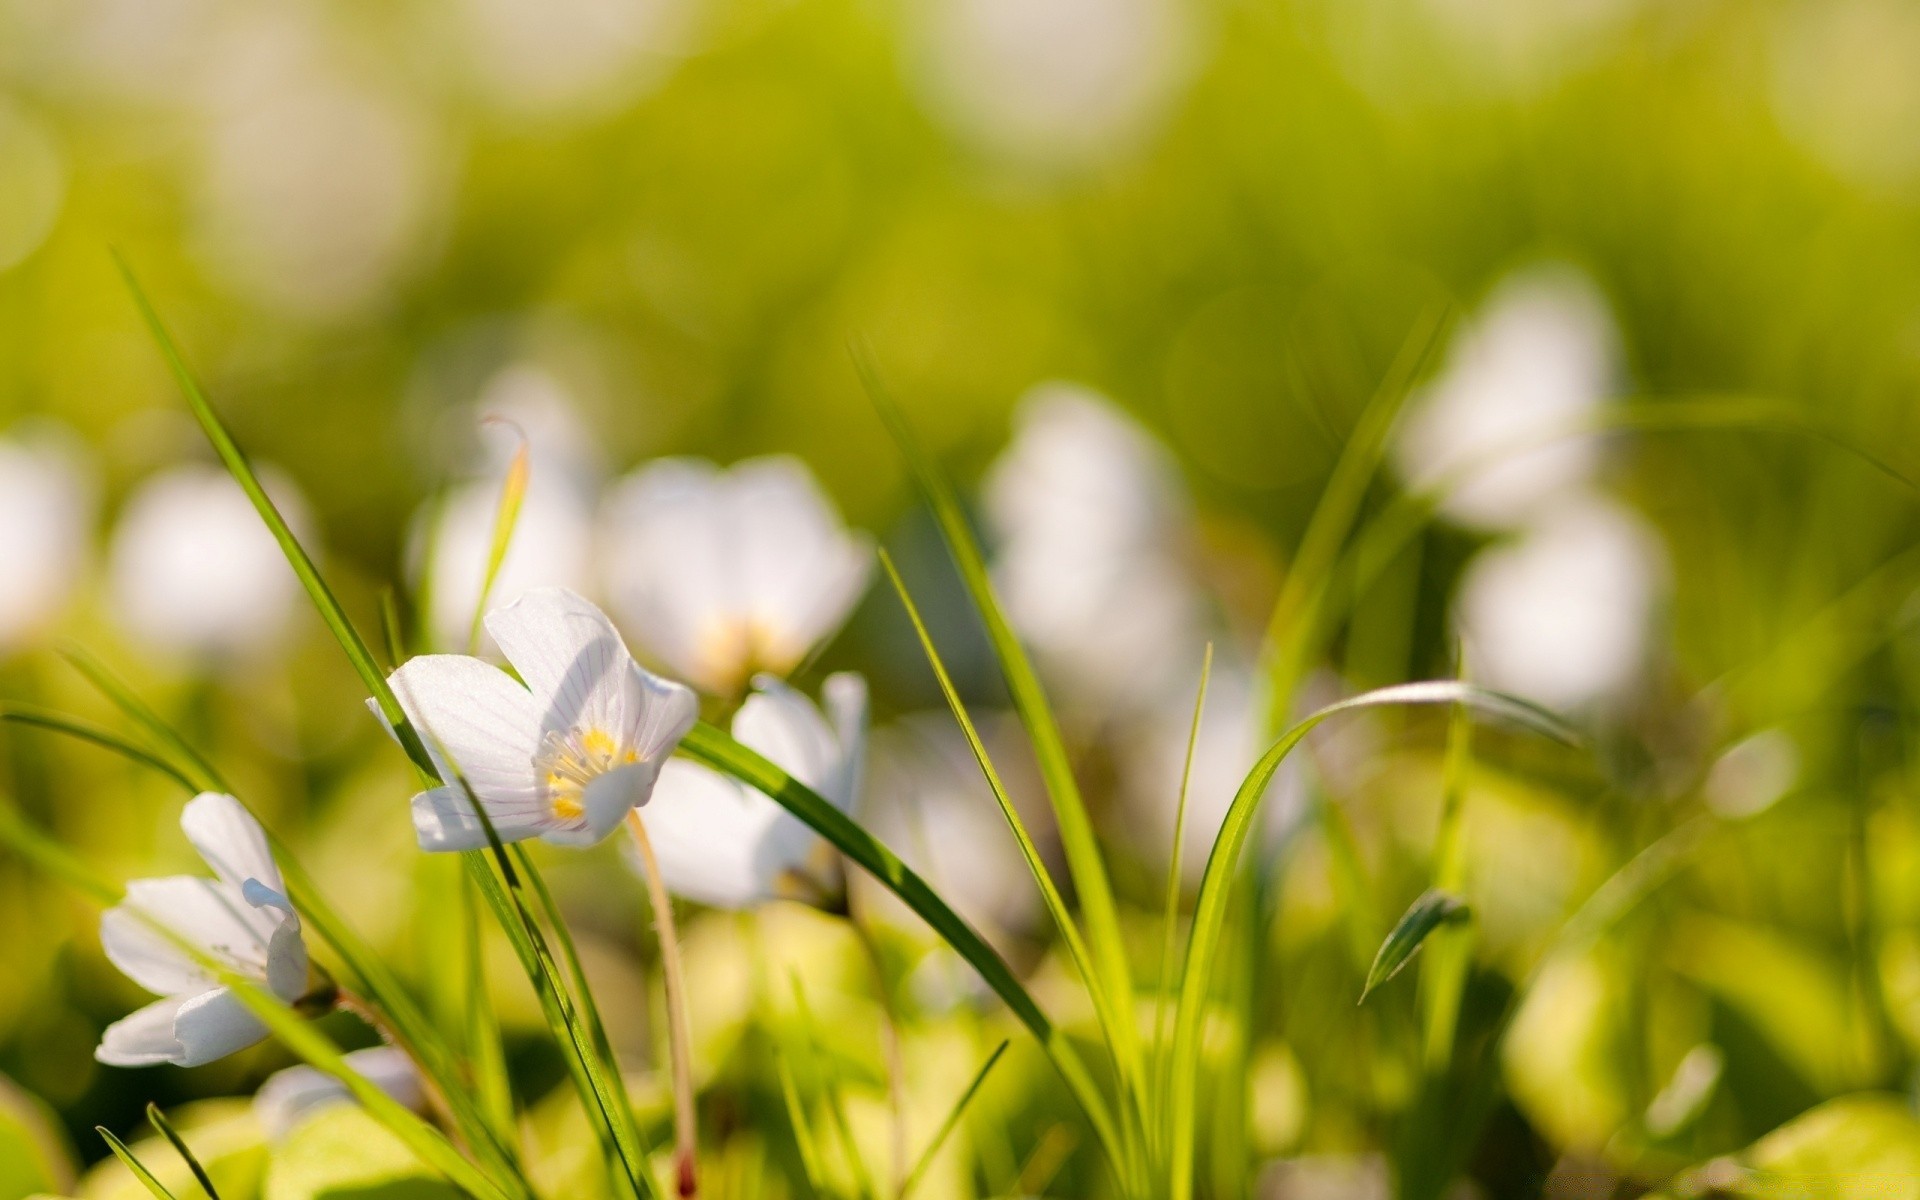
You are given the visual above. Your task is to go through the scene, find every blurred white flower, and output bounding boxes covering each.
[419,366,600,654]
[0,101,66,272]
[1455,496,1664,710]
[97,793,311,1068]
[907,0,1201,170]
[385,588,697,852]
[1704,729,1800,819]
[632,673,866,909]
[106,463,307,661]
[0,424,93,654]
[862,712,1042,945]
[600,456,871,696]
[1395,265,1620,530]
[191,17,442,319]
[448,0,703,120]
[984,383,1207,715]
[253,1045,423,1141]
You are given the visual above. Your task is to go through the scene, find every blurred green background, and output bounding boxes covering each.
[6,0,1920,1195]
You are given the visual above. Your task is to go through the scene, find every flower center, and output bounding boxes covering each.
[693,615,796,693]
[536,726,635,822]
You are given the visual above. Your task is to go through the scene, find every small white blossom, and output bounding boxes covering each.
[0,423,93,654]
[384,587,697,851]
[254,1045,423,1140]
[631,673,866,908]
[97,793,311,1068]
[599,456,871,696]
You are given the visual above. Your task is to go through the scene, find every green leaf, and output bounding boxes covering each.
[145,1106,219,1200]
[1166,681,1576,1200]
[96,1129,178,1200]
[1715,1093,1920,1200]
[0,1080,73,1200]
[263,1106,462,1200]
[900,1041,1008,1200]
[677,719,1126,1177]
[1359,890,1470,1003]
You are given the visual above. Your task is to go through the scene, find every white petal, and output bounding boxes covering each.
[346,1044,425,1112]
[486,587,642,736]
[621,662,698,762]
[254,1062,346,1140]
[411,785,551,852]
[172,986,270,1066]
[728,457,871,670]
[116,877,279,982]
[386,654,543,806]
[181,792,283,895]
[598,459,735,687]
[100,904,213,997]
[734,676,842,796]
[820,672,869,810]
[632,760,784,908]
[543,759,664,848]
[97,995,190,1067]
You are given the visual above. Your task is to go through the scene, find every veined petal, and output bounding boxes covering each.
[97,995,190,1067]
[487,587,641,735]
[173,986,270,1067]
[545,758,664,848]
[118,877,278,982]
[735,675,842,796]
[633,760,783,908]
[386,654,543,806]
[181,792,283,896]
[412,785,550,852]
[621,661,698,762]
[100,904,214,997]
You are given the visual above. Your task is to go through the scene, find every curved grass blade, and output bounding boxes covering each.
[878,552,1133,1120]
[468,421,531,656]
[1360,890,1469,1004]
[0,797,124,906]
[677,719,1127,1177]
[1151,644,1212,1163]
[60,647,228,793]
[145,1104,219,1200]
[97,1127,177,1200]
[775,1048,827,1196]
[1165,681,1576,1200]
[855,348,1141,1121]
[0,706,199,793]
[112,252,433,778]
[901,1041,1009,1200]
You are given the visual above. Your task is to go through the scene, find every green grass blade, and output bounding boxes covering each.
[0,798,123,906]
[112,252,433,777]
[855,348,1140,1106]
[467,425,531,656]
[145,1104,219,1200]
[789,974,879,1200]
[1359,891,1470,1004]
[775,1048,827,1197]
[463,872,517,1141]
[900,1040,1008,1200]
[878,552,1133,1105]
[677,719,1127,1177]
[1165,681,1576,1200]
[0,705,199,794]
[60,647,229,793]
[1151,644,1212,1160]
[97,1128,178,1200]
[1419,691,1475,1070]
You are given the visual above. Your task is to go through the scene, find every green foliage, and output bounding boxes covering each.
[263,1108,461,1200]
[1360,890,1471,1004]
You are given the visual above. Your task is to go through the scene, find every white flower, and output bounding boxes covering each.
[97,793,311,1068]
[1394,265,1620,531]
[984,384,1207,715]
[599,456,871,696]
[384,588,697,852]
[631,673,867,909]
[1455,496,1664,710]
[106,463,307,660]
[0,423,93,654]
[253,1045,422,1141]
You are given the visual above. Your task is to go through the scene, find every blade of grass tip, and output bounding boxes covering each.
[853,347,1139,1094]
[900,1040,1008,1200]
[98,1128,178,1200]
[379,588,408,673]
[60,646,228,793]
[112,251,433,778]
[1359,890,1470,1004]
[878,552,1135,1118]
[0,705,199,794]
[467,420,531,657]
[776,1047,828,1197]
[1419,691,1475,1070]
[789,973,879,1200]
[1165,682,1575,1200]
[1257,306,1450,736]
[1008,1125,1077,1200]
[1151,644,1212,1160]
[677,719,1126,1179]
[146,1104,219,1200]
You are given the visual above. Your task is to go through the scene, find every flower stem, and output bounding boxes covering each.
[627,810,698,1198]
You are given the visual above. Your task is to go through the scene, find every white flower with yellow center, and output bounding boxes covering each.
[96,793,313,1068]
[630,672,866,909]
[599,457,871,696]
[384,587,697,851]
